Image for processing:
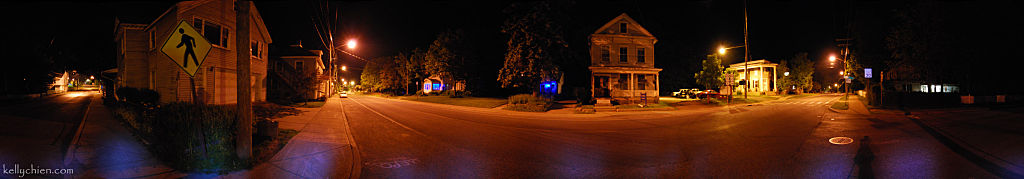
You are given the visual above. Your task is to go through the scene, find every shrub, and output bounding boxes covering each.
[253,102,301,120]
[115,87,160,107]
[505,94,552,112]
[151,102,245,173]
[116,87,139,102]
[446,90,470,98]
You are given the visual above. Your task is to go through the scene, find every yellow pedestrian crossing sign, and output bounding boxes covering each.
[161,21,212,77]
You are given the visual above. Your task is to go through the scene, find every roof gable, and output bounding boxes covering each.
[593,13,655,38]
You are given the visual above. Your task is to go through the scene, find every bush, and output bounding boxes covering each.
[151,102,246,173]
[115,87,160,106]
[445,90,470,98]
[253,102,301,120]
[505,94,552,112]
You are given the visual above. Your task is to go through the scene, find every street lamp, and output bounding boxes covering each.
[718,45,748,99]
[839,71,844,75]
[784,72,789,76]
[341,65,347,71]
[346,39,357,50]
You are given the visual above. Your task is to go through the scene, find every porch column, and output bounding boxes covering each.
[655,73,660,91]
[622,72,630,103]
[590,72,595,99]
[759,66,764,92]
[772,66,777,92]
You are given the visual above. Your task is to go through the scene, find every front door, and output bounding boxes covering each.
[594,76,610,97]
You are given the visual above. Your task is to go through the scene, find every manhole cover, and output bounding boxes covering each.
[829,137,854,145]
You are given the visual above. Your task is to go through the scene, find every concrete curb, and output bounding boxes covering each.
[337,97,363,179]
[907,114,1024,178]
[62,95,94,167]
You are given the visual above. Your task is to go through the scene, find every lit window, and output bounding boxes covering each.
[920,85,929,93]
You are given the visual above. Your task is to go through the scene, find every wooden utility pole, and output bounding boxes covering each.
[743,0,750,99]
[234,0,252,160]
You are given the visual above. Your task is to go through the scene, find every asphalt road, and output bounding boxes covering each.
[0,91,95,171]
[340,94,998,178]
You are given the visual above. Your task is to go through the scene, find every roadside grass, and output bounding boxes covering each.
[617,101,673,109]
[253,129,299,164]
[575,105,595,114]
[831,101,849,110]
[658,96,698,104]
[399,95,507,108]
[784,93,817,99]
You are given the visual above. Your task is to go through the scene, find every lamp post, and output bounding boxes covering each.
[830,54,850,98]
[718,45,747,99]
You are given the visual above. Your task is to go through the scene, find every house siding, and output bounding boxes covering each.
[115,0,271,104]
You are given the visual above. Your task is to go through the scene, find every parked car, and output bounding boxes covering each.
[339,91,348,98]
[695,90,719,99]
[672,88,701,98]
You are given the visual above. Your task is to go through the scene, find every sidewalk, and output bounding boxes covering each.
[66,95,182,178]
[908,106,1024,178]
[219,97,357,178]
[829,95,871,115]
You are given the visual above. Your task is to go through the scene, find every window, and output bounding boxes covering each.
[222,29,230,48]
[619,47,628,63]
[203,22,222,47]
[295,61,304,73]
[617,74,629,90]
[193,18,229,47]
[251,41,262,57]
[637,48,646,63]
[619,23,627,33]
[601,46,610,62]
[637,75,647,90]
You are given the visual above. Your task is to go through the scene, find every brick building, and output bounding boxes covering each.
[114,0,271,104]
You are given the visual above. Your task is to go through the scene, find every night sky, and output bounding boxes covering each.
[3,0,1021,94]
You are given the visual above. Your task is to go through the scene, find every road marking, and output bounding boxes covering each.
[365,157,419,169]
[348,97,432,139]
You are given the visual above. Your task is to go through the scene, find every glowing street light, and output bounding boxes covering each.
[341,65,347,71]
[346,39,357,50]
[829,55,837,62]
[839,71,844,75]
[718,47,727,55]
[784,72,789,76]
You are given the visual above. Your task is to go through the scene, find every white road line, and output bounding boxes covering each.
[348,97,432,138]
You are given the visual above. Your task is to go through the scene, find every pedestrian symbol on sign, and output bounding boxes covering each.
[161,21,212,77]
[176,28,199,68]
